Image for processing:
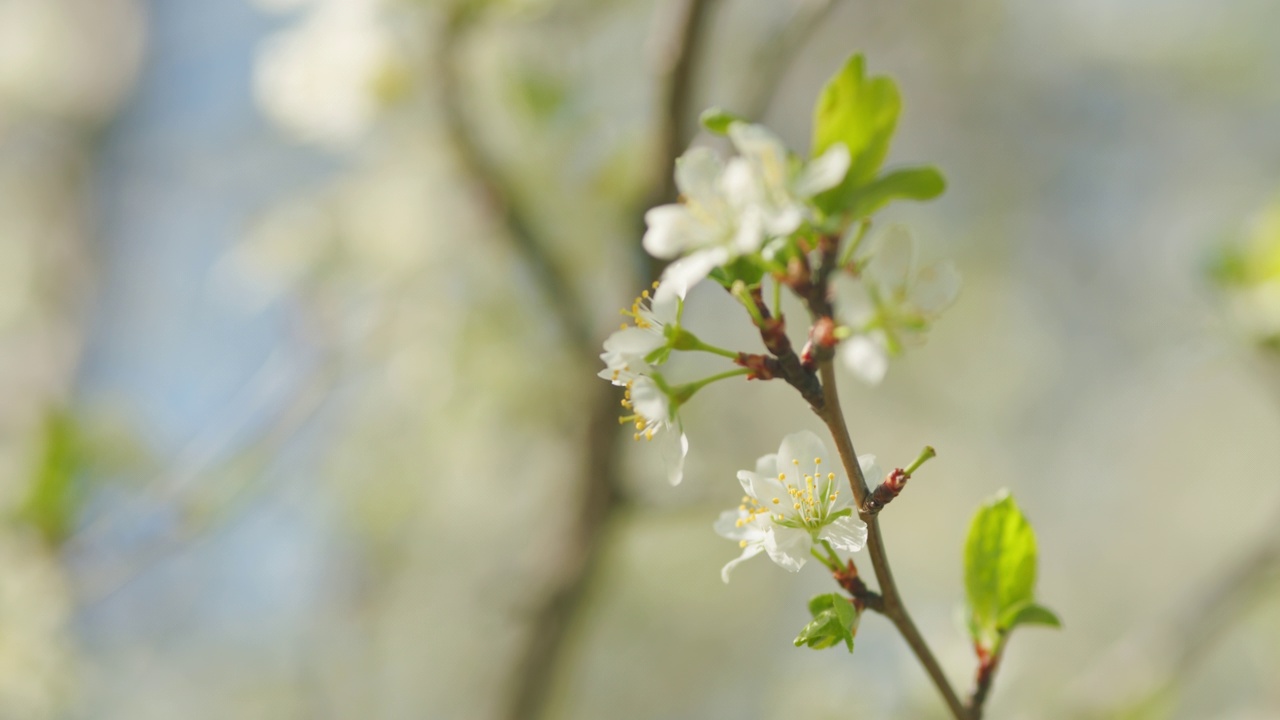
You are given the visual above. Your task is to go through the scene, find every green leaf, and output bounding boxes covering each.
[21,410,82,547]
[811,54,901,214]
[845,166,946,220]
[700,107,745,135]
[795,594,859,652]
[707,256,765,289]
[998,600,1062,631]
[964,490,1039,644]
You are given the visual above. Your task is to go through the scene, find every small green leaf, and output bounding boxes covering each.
[964,490,1039,644]
[707,256,765,289]
[795,594,860,652]
[811,54,901,214]
[700,107,745,135]
[21,410,82,547]
[998,600,1062,631]
[845,166,946,219]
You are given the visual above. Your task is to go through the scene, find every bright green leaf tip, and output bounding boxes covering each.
[699,107,745,135]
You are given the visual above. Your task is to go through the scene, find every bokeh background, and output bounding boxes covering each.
[4,0,1280,718]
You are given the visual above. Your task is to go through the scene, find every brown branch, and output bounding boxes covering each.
[437,9,594,356]
[966,643,1004,720]
[435,4,716,720]
[815,358,970,720]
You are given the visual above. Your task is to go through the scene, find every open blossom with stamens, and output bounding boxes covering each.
[715,430,871,582]
[839,226,960,384]
[598,282,678,387]
[620,376,689,486]
[599,284,689,485]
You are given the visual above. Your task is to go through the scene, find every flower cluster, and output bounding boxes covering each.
[597,55,960,583]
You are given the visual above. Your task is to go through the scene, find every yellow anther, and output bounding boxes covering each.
[793,503,801,510]
[814,457,822,465]
[771,498,780,504]
[827,473,835,481]
[829,494,838,502]
[778,473,786,481]
[735,518,744,528]
[739,505,746,512]
[739,540,748,548]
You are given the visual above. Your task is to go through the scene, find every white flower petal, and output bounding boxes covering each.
[754,453,780,478]
[777,430,829,477]
[910,260,961,315]
[629,376,670,423]
[642,205,695,259]
[819,515,869,553]
[674,146,724,203]
[730,206,766,254]
[720,542,765,583]
[714,509,766,542]
[869,226,915,291]
[840,334,889,385]
[765,526,811,572]
[602,326,663,356]
[793,142,851,196]
[653,247,730,303]
[857,454,883,486]
[661,430,689,486]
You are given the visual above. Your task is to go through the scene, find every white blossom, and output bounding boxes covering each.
[839,226,960,384]
[642,124,848,303]
[727,122,850,237]
[715,430,871,581]
[597,283,679,387]
[599,285,689,485]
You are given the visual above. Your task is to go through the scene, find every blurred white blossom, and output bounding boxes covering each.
[255,0,401,147]
[839,227,960,384]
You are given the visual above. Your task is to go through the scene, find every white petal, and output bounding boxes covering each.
[777,430,830,478]
[910,260,961,315]
[869,226,915,291]
[629,376,670,422]
[857,454,883,486]
[739,471,790,510]
[649,292,681,326]
[661,430,689,486]
[674,146,724,203]
[602,326,663,357]
[762,205,803,237]
[714,509,753,541]
[793,142,851,196]
[819,516,869,553]
[653,247,729,303]
[721,157,761,208]
[727,122,786,164]
[754,453,780,478]
[840,334,888,385]
[642,205,695,259]
[764,526,811,572]
[730,205,766,254]
[720,542,765,583]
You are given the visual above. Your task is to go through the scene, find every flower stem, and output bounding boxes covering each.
[677,368,752,399]
[837,218,871,269]
[682,335,743,360]
[816,358,970,720]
